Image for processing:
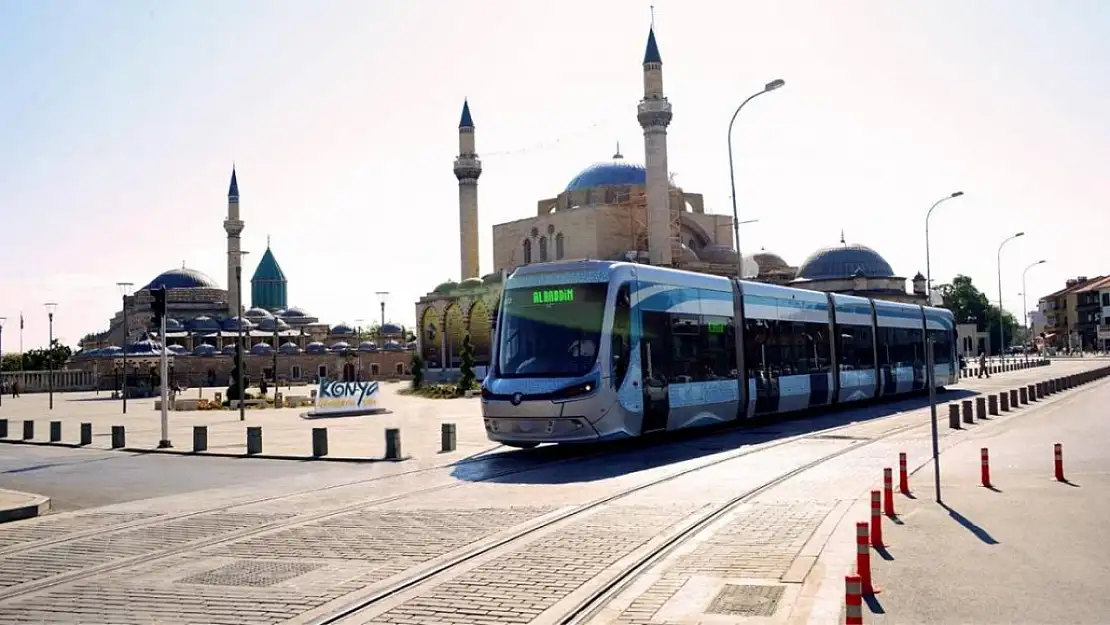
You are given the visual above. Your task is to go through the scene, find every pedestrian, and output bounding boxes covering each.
[977,350,990,379]
[11,378,19,398]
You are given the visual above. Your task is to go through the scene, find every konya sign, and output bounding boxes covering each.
[314,379,380,415]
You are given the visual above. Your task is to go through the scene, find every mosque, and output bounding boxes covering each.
[72,171,417,387]
[415,26,928,372]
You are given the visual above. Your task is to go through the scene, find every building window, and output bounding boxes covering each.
[1103,293,1110,307]
[555,233,565,259]
[539,236,548,262]
[291,365,302,379]
[522,239,532,264]
[317,364,327,379]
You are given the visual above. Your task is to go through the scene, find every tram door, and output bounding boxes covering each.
[640,309,670,433]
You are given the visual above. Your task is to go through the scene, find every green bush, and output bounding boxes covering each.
[457,332,476,394]
[411,353,425,389]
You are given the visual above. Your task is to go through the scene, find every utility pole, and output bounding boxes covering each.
[117,282,133,413]
[151,287,171,448]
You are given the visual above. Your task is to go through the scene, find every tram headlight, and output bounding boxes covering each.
[550,378,599,401]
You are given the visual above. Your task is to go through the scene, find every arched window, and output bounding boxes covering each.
[555,233,565,259]
[522,239,532,264]
[539,236,548,262]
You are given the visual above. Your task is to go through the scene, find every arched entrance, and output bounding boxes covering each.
[342,362,355,382]
[444,304,466,368]
[420,307,440,366]
[469,299,492,366]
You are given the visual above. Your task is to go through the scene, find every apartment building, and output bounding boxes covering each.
[1038,275,1110,351]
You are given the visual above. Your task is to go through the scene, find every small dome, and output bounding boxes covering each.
[753,251,790,273]
[678,243,700,264]
[565,161,646,192]
[330,324,355,335]
[281,307,310,318]
[358,341,378,352]
[142,267,220,291]
[330,341,351,352]
[222,316,255,331]
[193,343,218,356]
[244,307,274,320]
[380,323,403,336]
[221,344,238,355]
[460,277,484,290]
[257,317,290,332]
[481,272,503,285]
[305,341,328,354]
[126,340,163,355]
[699,244,739,265]
[187,316,221,332]
[100,346,124,357]
[406,340,418,350]
[167,344,189,355]
[250,342,273,355]
[164,318,184,332]
[796,244,896,281]
[913,272,926,281]
[433,281,458,294]
[384,340,403,350]
[279,341,302,354]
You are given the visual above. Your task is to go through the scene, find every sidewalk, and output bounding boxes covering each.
[0,488,50,523]
[811,378,1110,624]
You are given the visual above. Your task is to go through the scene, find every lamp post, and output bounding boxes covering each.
[996,232,1025,364]
[0,316,6,408]
[116,282,133,413]
[727,78,785,280]
[236,263,245,422]
[44,303,58,410]
[271,316,279,400]
[921,190,963,504]
[355,318,365,380]
[1022,259,1047,359]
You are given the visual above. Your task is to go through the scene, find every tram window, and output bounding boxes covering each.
[743,318,831,378]
[641,310,672,385]
[926,329,952,365]
[700,315,735,380]
[906,328,925,365]
[838,324,875,370]
[611,284,632,387]
[875,326,894,366]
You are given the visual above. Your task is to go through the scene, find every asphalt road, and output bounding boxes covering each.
[0,444,356,513]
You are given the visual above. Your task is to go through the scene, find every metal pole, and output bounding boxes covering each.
[47,311,54,410]
[927,337,941,503]
[996,233,1024,365]
[727,79,785,280]
[122,296,129,413]
[158,313,171,447]
[272,321,278,400]
[1021,260,1046,361]
[0,320,5,408]
[237,264,245,422]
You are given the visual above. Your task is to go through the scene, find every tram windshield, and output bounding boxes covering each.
[496,283,608,378]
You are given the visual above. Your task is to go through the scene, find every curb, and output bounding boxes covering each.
[0,438,410,463]
[0,490,51,524]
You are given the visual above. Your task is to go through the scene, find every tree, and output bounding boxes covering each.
[410,353,424,389]
[0,340,72,372]
[457,332,476,394]
[937,275,1020,351]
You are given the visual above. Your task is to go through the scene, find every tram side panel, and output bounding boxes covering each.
[741,282,836,416]
[872,299,928,397]
[923,306,958,387]
[830,293,879,404]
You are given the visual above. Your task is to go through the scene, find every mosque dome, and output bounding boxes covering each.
[187,316,221,333]
[163,318,184,332]
[565,161,646,192]
[460,277,484,290]
[126,339,164,355]
[481,272,503,285]
[380,323,404,336]
[433,281,459,294]
[244,308,274,320]
[143,267,220,291]
[279,342,302,354]
[753,251,790,273]
[305,342,328,354]
[193,343,217,356]
[281,307,310,318]
[221,344,238,355]
[100,346,124,357]
[698,244,739,265]
[796,244,895,281]
[166,344,189,355]
[257,317,290,332]
[358,341,378,352]
[330,341,351,352]
[250,342,273,356]
[222,316,255,331]
[330,324,355,335]
[678,243,700,264]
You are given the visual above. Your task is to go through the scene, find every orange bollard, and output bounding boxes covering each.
[898,452,910,494]
[870,490,885,547]
[883,468,896,517]
[855,521,880,595]
[845,575,864,624]
[1054,443,1065,482]
[981,448,992,488]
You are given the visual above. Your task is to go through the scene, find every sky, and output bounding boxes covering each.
[1,0,1107,350]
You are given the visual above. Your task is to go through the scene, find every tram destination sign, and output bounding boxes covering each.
[532,287,576,305]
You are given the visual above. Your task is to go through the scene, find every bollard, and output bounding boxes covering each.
[193,426,208,452]
[976,396,987,419]
[1020,386,1028,404]
[22,420,34,440]
[49,421,62,442]
[883,468,896,517]
[441,423,457,453]
[111,425,125,449]
[1035,382,1044,400]
[962,400,973,424]
[385,428,402,460]
[312,427,329,457]
[80,422,92,446]
[246,426,262,455]
[855,522,879,595]
[981,448,992,488]
[1054,443,1065,482]
[1027,384,1037,401]
[0,418,6,438]
[999,391,1009,412]
[898,452,910,494]
[845,576,864,625]
[948,404,961,429]
[870,490,884,548]
[987,395,998,416]
[1010,389,1019,407]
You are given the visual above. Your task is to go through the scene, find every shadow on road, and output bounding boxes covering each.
[940,502,999,545]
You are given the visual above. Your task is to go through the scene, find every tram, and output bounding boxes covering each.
[480,260,958,448]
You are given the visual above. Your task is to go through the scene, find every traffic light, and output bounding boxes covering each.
[150,288,167,328]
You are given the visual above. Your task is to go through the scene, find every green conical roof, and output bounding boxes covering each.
[251,245,286,282]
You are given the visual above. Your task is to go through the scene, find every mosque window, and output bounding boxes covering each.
[539,236,549,262]
[556,233,565,260]
[523,239,532,264]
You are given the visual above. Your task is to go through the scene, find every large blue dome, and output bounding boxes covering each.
[565,161,647,192]
[143,268,220,291]
[796,244,896,281]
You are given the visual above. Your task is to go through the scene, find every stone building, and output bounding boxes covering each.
[414,26,929,374]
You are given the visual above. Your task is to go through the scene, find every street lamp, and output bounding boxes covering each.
[0,316,6,408]
[44,303,58,410]
[116,282,133,413]
[996,232,1025,363]
[1022,260,1047,358]
[727,78,785,280]
[923,192,965,306]
[355,318,365,380]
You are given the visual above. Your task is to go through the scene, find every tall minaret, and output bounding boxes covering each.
[637,26,674,267]
[454,100,482,280]
[224,168,245,316]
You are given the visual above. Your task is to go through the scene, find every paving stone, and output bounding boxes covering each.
[0,511,161,550]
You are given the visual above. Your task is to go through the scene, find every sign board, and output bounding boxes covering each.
[313,378,381,415]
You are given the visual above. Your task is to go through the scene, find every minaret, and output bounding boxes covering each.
[454,100,482,280]
[224,168,245,316]
[637,26,674,267]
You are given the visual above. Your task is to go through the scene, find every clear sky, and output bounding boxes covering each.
[1,0,1107,350]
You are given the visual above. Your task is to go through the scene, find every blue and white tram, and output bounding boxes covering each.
[480,260,957,448]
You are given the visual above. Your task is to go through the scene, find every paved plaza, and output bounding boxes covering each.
[0,359,1103,624]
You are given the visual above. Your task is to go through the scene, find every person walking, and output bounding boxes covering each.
[977,350,991,379]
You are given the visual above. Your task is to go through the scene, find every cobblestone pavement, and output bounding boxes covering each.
[0,360,1097,625]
